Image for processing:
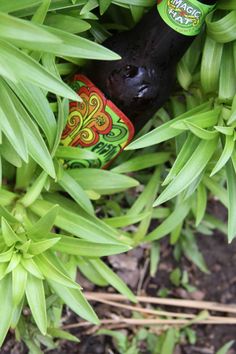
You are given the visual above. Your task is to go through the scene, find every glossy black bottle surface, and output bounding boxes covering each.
[86,0,216,131]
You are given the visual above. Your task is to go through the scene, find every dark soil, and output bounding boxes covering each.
[1,203,236,354]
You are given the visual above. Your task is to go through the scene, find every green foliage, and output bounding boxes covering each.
[0,0,235,351]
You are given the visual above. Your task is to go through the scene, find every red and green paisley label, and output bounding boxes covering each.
[157,0,215,36]
[61,75,134,169]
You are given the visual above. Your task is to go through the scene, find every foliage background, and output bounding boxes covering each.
[0,0,236,351]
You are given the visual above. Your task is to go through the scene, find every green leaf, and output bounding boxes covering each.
[31,0,51,24]
[5,253,21,274]
[210,135,234,176]
[27,205,59,236]
[0,188,17,207]
[48,280,99,324]
[133,168,161,243]
[0,274,14,346]
[30,199,123,244]
[45,14,91,33]
[28,238,61,255]
[171,108,220,130]
[89,259,136,303]
[154,137,218,206]
[162,134,200,186]
[68,168,139,195]
[0,205,19,224]
[0,11,61,44]
[21,258,44,279]
[206,10,236,43]
[77,257,108,286]
[0,78,28,162]
[47,327,79,342]
[97,329,127,352]
[99,0,112,14]
[146,200,191,242]
[58,170,94,215]
[7,80,56,149]
[52,235,130,257]
[0,248,13,263]
[126,102,212,150]
[219,43,236,103]
[103,212,150,228]
[0,0,42,13]
[0,135,23,168]
[0,263,8,281]
[216,340,235,354]
[226,160,236,242]
[55,146,97,161]
[26,274,47,334]
[177,59,192,90]
[0,41,80,101]
[35,253,80,289]
[184,122,219,140]
[201,36,223,93]
[11,24,121,60]
[111,152,170,173]
[170,268,181,287]
[128,168,161,215]
[196,183,207,226]
[20,171,48,207]
[12,263,27,306]
[203,175,228,207]
[181,230,209,273]
[150,242,160,277]
[1,217,21,246]
[161,328,176,354]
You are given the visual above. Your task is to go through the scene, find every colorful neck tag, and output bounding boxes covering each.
[61,75,134,169]
[157,0,215,36]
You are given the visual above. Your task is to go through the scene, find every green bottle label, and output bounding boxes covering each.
[61,75,134,169]
[157,0,215,36]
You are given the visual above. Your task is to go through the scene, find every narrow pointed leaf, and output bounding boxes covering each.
[0,275,13,346]
[58,170,94,215]
[210,135,234,176]
[154,138,218,206]
[5,253,21,274]
[0,11,61,44]
[111,152,170,173]
[0,78,28,162]
[126,102,212,149]
[27,205,59,237]
[21,258,44,279]
[68,168,139,195]
[35,254,80,289]
[77,257,108,286]
[0,41,80,101]
[0,248,13,263]
[26,274,47,335]
[226,160,236,242]
[146,201,191,242]
[7,80,56,149]
[30,199,123,244]
[48,280,99,324]
[52,235,130,257]
[29,238,61,255]
[89,259,136,303]
[1,217,21,246]
[12,263,27,306]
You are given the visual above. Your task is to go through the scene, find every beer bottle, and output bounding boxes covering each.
[61,0,216,168]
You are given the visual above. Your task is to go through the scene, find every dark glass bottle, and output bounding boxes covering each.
[61,0,216,168]
[87,0,216,131]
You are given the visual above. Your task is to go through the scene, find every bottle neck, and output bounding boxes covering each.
[129,0,216,66]
[156,0,217,37]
